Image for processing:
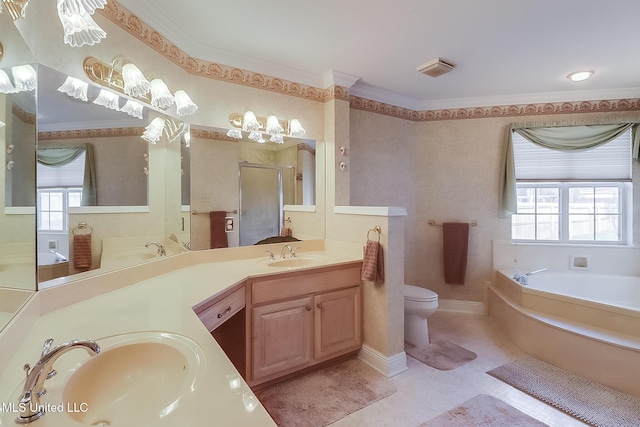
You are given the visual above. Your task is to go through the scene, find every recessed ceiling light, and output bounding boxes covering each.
[567,71,594,82]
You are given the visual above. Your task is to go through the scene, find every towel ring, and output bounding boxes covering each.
[367,226,381,242]
[72,221,94,235]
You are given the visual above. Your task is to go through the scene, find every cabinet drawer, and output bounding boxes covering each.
[199,287,245,332]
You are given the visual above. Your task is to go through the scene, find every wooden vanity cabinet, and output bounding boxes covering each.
[247,262,362,387]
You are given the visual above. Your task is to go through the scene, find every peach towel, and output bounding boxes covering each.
[210,211,229,249]
[73,233,92,269]
[442,222,469,285]
[280,227,292,237]
[361,240,384,284]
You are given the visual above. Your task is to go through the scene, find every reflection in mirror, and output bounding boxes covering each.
[189,125,316,251]
[0,10,38,331]
[35,66,183,289]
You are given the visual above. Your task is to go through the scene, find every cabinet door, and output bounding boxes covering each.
[314,287,362,361]
[252,296,312,381]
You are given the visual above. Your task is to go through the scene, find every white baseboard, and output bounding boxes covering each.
[358,345,408,378]
[437,299,485,315]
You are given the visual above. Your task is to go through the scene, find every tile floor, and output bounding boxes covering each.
[332,311,588,426]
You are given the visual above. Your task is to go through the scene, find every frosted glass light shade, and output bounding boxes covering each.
[58,0,107,15]
[121,99,144,119]
[289,118,306,138]
[226,129,242,139]
[174,90,198,116]
[0,70,17,94]
[242,111,260,132]
[57,7,107,47]
[0,121,5,128]
[150,79,174,109]
[93,89,120,111]
[183,125,191,147]
[270,134,284,144]
[142,117,166,144]
[57,76,88,101]
[12,65,37,92]
[248,131,265,143]
[122,63,150,98]
[266,115,284,136]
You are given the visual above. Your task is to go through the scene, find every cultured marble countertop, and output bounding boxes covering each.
[0,242,363,426]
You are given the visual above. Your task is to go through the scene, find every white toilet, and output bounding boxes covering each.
[403,284,439,345]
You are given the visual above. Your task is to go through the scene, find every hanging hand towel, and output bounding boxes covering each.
[73,233,92,270]
[442,222,469,285]
[280,227,292,237]
[361,239,384,284]
[210,211,229,249]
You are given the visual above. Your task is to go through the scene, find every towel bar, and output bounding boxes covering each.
[191,209,238,215]
[428,220,478,227]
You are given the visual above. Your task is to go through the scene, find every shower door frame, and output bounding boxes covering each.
[238,163,283,246]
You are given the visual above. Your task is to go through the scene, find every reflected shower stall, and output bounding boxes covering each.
[239,163,295,246]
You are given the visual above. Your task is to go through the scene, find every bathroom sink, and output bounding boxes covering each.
[62,332,203,426]
[267,256,323,268]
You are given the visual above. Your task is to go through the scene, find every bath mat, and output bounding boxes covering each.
[255,358,397,427]
[418,394,549,426]
[405,339,477,371]
[487,355,640,427]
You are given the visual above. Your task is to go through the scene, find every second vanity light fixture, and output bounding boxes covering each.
[56,0,107,47]
[226,111,306,144]
[0,64,37,94]
[83,55,198,116]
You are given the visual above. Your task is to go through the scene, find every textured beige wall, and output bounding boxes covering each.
[350,109,640,303]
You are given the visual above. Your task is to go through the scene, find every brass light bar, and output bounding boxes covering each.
[83,56,152,104]
[2,0,30,20]
[228,112,290,135]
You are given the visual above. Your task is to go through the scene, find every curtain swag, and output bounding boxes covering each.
[499,123,640,217]
[37,144,97,206]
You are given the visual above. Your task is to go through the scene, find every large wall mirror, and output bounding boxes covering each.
[187,125,316,251]
[0,11,38,331]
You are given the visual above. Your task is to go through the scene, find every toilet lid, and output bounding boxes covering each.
[404,285,438,302]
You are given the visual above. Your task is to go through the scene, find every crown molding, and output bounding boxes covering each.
[38,127,145,140]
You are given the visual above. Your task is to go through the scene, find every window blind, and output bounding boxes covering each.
[36,151,86,188]
[512,129,632,181]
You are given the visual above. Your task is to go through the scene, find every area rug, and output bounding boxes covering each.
[255,358,397,427]
[405,339,477,371]
[487,355,640,427]
[418,394,549,426]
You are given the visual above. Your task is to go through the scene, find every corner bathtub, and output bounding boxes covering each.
[488,270,640,398]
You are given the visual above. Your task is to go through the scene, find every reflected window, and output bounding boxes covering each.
[37,151,85,232]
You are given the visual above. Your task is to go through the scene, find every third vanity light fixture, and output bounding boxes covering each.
[226,111,306,144]
[83,55,198,116]
[56,0,107,47]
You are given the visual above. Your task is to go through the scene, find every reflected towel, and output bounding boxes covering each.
[442,222,469,285]
[73,233,92,269]
[210,211,228,249]
[361,240,384,284]
[281,227,292,237]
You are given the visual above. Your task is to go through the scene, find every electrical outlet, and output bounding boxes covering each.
[225,217,234,232]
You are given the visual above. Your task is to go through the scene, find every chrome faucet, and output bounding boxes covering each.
[513,268,547,285]
[145,241,166,256]
[280,244,293,259]
[17,339,100,424]
[48,249,67,263]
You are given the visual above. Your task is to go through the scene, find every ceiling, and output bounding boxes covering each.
[116,0,640,111]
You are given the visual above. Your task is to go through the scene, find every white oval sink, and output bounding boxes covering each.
[62,332,203,426]
[267,256,323,268]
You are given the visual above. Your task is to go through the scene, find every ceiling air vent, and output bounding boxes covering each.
[416,58,455,78]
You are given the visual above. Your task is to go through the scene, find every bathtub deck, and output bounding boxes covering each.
[488,280,640,399]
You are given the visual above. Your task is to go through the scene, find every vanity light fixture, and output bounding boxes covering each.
[93,89,120,111]
[56,0,106,47]
[57,76,88,101]
[121,63,150,98]
[0,69,16,93]
[142,117,165,144]
[11,64,36,91]
[1,0,30,20]
[121,99,144,119]
[182,124,191,147]
[174,90,198,116]
[228,111,305,142]
[567,70,594,82]
[149,79,174,109]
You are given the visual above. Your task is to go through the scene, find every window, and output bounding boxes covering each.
[37,151,85,232]
[38,188,83,231]
[511,128,631,244]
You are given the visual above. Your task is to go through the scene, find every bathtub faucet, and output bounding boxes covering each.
[48,249,67,263]
[513,268,547,285]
